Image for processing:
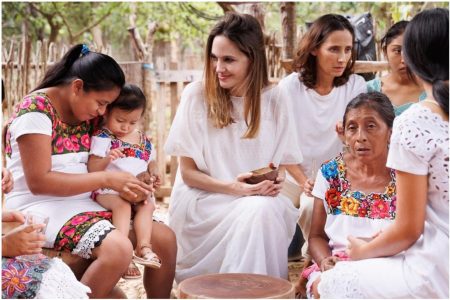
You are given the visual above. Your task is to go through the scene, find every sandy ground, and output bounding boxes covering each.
[118,201,304,299]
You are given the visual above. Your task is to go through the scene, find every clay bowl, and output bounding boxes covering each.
[245,164,279,184]
[119,171,151,203]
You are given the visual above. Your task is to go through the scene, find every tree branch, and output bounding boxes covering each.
[71,3,121,41]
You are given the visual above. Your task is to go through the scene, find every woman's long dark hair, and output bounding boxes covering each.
[33,44,125,92]
[402,8,449,114]
[381,20,418,85]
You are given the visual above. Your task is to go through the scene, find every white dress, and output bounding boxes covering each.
[4,93,112,257]
[278,73,366,178]
[318,104,449,298]
[164,81,303,282]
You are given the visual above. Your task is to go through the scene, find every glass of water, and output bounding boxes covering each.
[15,211,49,263]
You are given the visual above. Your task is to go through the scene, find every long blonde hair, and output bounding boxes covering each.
[204,12,269,139]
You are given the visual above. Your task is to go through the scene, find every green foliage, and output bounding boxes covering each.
[2,1,448,61]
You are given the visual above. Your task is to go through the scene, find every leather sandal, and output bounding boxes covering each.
[132,243,162,269]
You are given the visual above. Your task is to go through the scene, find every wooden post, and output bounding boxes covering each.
[169,82,179,186]
[280,2,296,62]
[156,82,167,187]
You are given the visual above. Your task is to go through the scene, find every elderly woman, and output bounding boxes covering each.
[318,8,448,299]
[305,92,396,298]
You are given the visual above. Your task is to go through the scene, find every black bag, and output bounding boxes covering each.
[349,13,377,80]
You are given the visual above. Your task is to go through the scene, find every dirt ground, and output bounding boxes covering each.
[118,201,304,299]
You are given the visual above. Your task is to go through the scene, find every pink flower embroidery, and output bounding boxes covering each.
[81,134,90,149]
[63,137,73,151]
[2,264,32,297]
[71,136,80,152]
[64,228,76,237]
[70,215,89,226]
[19,98,32,110]
[35,96,46,111]
[55,136,64,153]
[72,235,81,244]
[370,199,390,219]
[58,238,69,246]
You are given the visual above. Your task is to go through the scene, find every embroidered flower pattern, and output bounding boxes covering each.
[4,93,95,158]
[2,256,52,299]
[321,153,396,220]
[93,128,152,162]
[55,211,113,252]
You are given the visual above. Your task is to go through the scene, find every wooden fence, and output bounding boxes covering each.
[2,41,387,201]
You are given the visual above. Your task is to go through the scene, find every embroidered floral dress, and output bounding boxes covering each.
[89,127,154,197]
[2,256,90,298]
[305,153,397,296]
[312,153,396,254]
[4,92,114,255]
[318,104,449,298]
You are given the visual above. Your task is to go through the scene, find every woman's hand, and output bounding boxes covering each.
[335,121,345,143]
[319,256,340,272]
[2,210,25,223]
[231,173,280,197]
[2,220,46,257]
[107,171,153,203]
[2,168,14,194]
[303,178,315,197]
[346,235,369,260]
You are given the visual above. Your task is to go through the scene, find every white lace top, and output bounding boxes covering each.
[386,103,449,297]
[318,103,449,298]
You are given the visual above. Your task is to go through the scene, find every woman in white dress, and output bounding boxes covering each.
[164,12,302,282]
[277,15,366,295]
[4,44,177,298]
[317,8,449,298]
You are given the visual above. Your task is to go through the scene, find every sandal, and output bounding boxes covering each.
[122,261,142,280]
[132,244,162,269]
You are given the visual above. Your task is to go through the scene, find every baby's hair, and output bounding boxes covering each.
[107,84,147,115]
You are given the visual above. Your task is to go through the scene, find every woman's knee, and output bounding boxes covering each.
[238,196,277,217]
[95,229,133,261]
[151,222,177,256]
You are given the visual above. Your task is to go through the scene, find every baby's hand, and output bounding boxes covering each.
[2,168,14,194]
[108,148,125,161]
[303,179,315,197]
[151,174,161,190]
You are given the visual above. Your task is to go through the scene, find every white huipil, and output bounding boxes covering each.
[164,81,302,282]
[318,104,449,298]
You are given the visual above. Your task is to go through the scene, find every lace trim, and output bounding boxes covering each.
[318,262,364,298]
[72,220,115,259]
[35,258,91,298]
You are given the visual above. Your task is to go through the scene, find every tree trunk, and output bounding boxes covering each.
[280,2,296,61]
[91,25,104,50]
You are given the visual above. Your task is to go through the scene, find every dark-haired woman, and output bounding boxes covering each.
[318,8,449,298]
[366,20,425,115]
[306,92,396,298]
[165,13,301,282]
[4,44,176,298]
[278,13,366,269]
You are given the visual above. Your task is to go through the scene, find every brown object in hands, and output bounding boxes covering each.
[245,163,279,184]
[178,273,295,299]
[119,167,152,203]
